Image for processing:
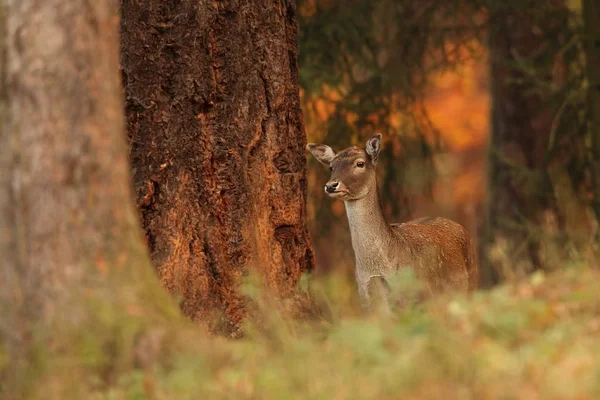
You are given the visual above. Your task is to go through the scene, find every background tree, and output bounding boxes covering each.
[583,0,600,227]
[483,1,598,284]
[0,0,176,395]
[120,0,314,335]
[299,0,599,284]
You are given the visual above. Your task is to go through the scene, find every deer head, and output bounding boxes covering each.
[307,133,382,201]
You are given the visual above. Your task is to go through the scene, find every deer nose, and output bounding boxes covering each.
[325,182,339,193]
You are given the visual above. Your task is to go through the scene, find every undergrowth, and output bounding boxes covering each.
[3,267,600,400]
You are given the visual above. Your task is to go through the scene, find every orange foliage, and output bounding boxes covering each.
[423,47,489,220]
[422,51,489,152]
[303,45,489,271]
[303,47,489,207]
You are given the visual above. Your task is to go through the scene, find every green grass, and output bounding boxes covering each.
[4,267,600,400]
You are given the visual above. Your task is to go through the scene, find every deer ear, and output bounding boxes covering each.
[366,133,382,164]
[306,143,336,166]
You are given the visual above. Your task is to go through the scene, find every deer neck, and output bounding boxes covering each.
[344,182,393,265]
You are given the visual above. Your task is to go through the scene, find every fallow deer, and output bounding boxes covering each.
[307,133,478,313]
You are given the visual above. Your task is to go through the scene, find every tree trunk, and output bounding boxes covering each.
[120,0,314,335]
[0,0,174,392]
[483,5,567,285]
[583,0,600,228]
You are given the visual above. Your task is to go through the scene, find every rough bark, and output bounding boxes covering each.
[0,0,169,362]
[120,0,314,335]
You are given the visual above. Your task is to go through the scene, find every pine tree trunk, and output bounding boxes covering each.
[583,0,600,227]
[482,1,599,285]
[483,6,568,285]
[0,0,172,388]
[120,0,314,335]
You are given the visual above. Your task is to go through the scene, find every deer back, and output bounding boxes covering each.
[389,217,479,293]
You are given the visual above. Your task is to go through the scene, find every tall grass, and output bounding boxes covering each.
[3,266,600,400]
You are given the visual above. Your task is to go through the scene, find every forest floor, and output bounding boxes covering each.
[5,266,600,400]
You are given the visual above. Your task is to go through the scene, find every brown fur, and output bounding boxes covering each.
[307,134,479,311]
[391,218,479,292]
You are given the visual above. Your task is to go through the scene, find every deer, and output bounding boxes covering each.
[307,133,479,314]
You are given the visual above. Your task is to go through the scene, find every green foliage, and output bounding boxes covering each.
[299,0,485,240]
[299,0,483,107]
[7,267,600,400]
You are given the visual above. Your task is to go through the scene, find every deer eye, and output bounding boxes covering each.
[356,161,365,168]
[329,166,333,172]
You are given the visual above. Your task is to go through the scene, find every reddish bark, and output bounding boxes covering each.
[120,0,314,335]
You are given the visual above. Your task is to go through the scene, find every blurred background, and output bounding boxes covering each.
[298,0,599,283]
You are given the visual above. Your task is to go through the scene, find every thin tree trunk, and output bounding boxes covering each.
[120,0,314,335]
[0,0,173,390]
[583,0,600,228]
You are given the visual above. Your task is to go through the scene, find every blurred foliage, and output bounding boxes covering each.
[4,266,600,399]
[482,1,600,280]
[298,0,485,106]
[299,0,488,273]
[298,0,487,172]
[299,0,600,277]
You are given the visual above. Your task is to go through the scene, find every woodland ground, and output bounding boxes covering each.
[3,266,600,400]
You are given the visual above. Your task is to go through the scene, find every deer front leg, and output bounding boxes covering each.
[366,275,392,317]
[357,280,370,310]
[357,269,392,316]
[356,269,371,309]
